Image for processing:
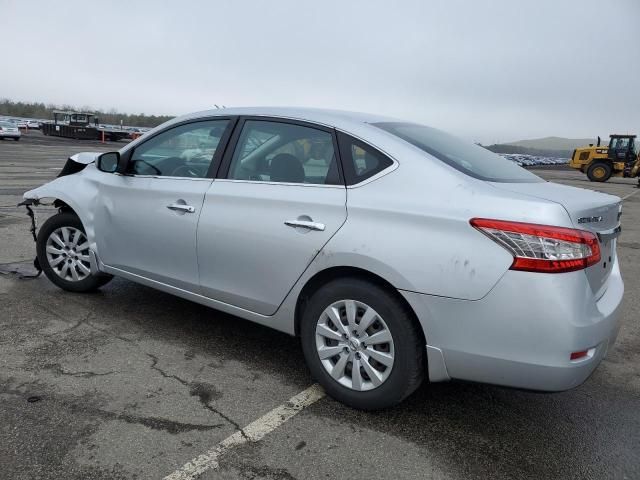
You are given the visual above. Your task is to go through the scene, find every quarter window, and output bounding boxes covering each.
[228,120,341,185]
[129,120,229,178]
[337,132,393,185]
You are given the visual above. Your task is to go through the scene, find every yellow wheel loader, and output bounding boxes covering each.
[569,134,640,183]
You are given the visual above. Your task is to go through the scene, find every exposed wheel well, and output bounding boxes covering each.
[294,266,425,343]
[53,199,77,215]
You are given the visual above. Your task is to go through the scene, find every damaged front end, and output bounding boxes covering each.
[22,151,101,206]
[15,197,42,278]
[19,151,103,278]
[57,152,102,178]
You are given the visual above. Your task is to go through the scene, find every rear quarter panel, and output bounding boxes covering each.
[316,145,574,300]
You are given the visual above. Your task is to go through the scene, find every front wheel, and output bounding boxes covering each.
[300,278,425,410]
[587,161,612,182]
[36,212,113,292]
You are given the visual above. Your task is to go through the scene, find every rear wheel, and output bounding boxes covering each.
[14,137,20,141]
[36,212,113,292]
[587,161,612,182]
[300,278,424,410]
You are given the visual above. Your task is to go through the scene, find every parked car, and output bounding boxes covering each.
[0,121,21,140]
[23,107,624,409]
[26,120,41,129]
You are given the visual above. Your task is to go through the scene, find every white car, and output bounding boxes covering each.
[0,121,21,140]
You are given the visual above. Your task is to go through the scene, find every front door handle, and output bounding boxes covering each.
[167,203,195,213]
[284,219,326,231]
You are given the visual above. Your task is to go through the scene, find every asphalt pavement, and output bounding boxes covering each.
[1,131,638,480]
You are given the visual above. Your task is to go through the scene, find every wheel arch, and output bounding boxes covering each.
[53,198,77,214]
[24,176,99,249]
[37,195,92,233]
[293,266,425,345]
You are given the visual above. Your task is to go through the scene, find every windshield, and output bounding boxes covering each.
[373,122,543,183]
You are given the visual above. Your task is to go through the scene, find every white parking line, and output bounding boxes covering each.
[622,189,640,201]
[163,383,326,480]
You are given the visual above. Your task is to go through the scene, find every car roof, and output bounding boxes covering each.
[173,106,403,131]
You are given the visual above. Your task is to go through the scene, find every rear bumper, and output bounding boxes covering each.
[401,258,624,391]
[0,132,21,138]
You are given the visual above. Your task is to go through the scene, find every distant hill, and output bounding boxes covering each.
[484,143,571,158]
[506,136,596,151]
[483,136,600,159]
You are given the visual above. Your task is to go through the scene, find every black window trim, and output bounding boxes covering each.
[216,115,346,187]
[118,116,238,179]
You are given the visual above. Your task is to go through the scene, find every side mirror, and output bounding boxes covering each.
[96,152,120,173]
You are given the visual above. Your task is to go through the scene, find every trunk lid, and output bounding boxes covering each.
[489,181,622,297]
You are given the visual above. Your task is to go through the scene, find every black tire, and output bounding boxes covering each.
[587,161,612,182]
[36,211,113,292]
[14,137,20,141]
[300,277,425,410]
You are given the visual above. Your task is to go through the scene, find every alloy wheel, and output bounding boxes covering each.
[315,299,395,391]
[45,227,91,282]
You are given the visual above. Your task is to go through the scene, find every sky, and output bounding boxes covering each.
[1,0,638,144]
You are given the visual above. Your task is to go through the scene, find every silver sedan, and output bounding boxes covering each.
[0,121,21,140]
[24,107,624,409]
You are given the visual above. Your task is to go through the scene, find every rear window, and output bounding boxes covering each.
[373,122,543,183]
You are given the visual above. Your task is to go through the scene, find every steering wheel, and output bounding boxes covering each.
[170,165,207,178]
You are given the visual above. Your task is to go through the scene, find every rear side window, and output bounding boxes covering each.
[337,132,393,185]
[373,122,543,183]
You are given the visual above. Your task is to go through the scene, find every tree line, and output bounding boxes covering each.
[0,99,174,128]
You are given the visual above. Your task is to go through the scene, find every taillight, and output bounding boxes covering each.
[470,218,600,273]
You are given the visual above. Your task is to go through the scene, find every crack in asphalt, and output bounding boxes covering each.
[94,409,226,435]
[43,311,93,337]
[231,462,299,480]
[85,320,141,344]
[46,363,117,378]
[0,381,225,435]
[147,353,250,440]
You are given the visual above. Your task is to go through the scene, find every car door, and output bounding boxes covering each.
[197,118,347,315]
[93,118,233,291]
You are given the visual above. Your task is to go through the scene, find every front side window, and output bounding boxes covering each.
[228,120,340,185]
[373,122,543,183]
[129,120,229,178]
[612,137,630,150]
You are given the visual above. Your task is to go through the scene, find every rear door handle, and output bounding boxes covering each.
[167,203,195,213]
[284,219,326,231]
